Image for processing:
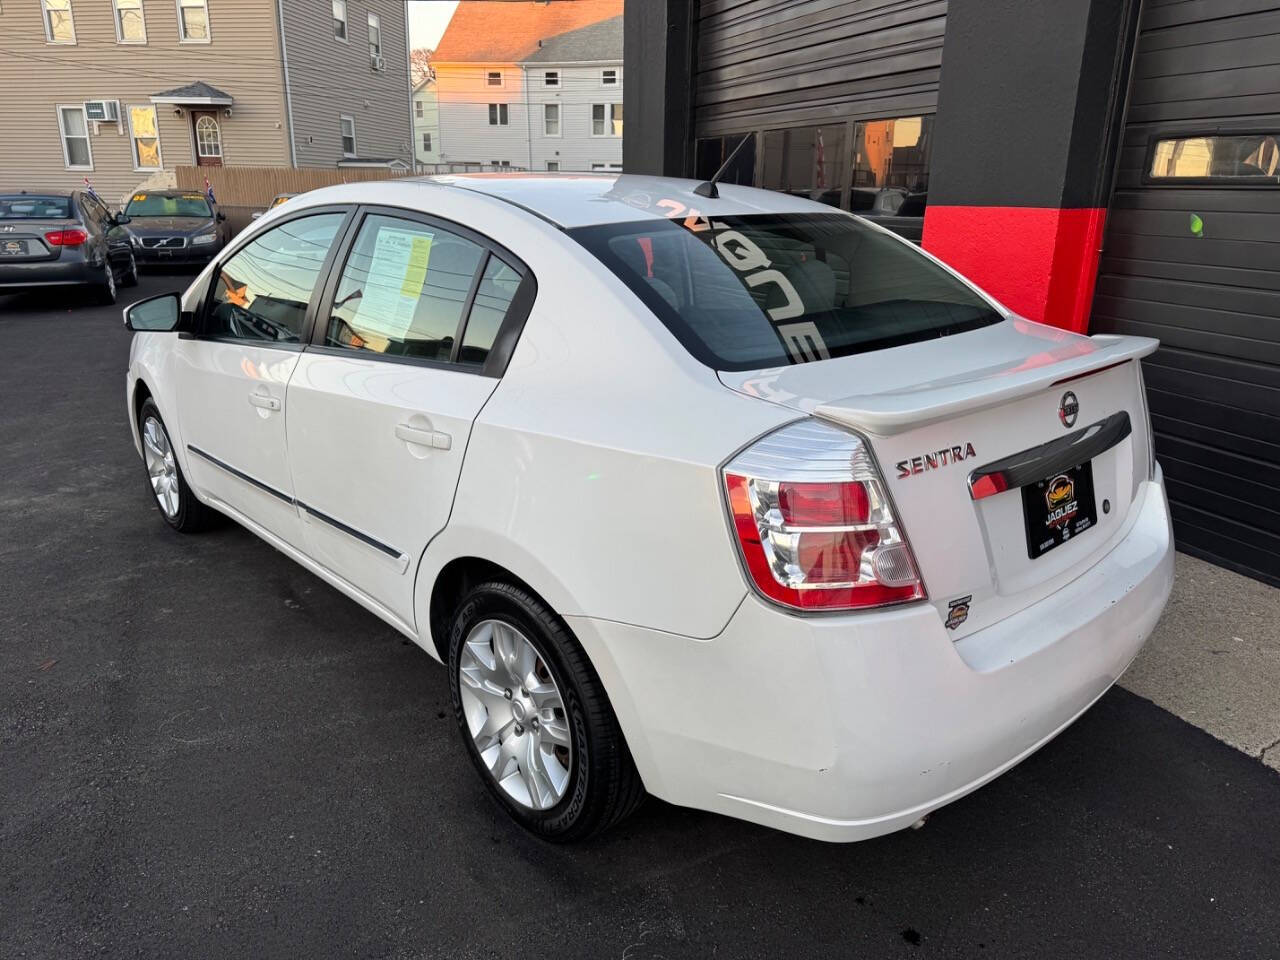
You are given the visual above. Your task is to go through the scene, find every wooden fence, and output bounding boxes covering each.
[174,165,411,208]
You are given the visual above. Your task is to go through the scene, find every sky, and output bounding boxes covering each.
[407,0,460,50]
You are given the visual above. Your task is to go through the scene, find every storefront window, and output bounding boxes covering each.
[694,134,756,187]
[850,116,933,218]
[760,125,846,208]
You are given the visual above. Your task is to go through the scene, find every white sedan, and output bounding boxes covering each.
[123,174,1174,842]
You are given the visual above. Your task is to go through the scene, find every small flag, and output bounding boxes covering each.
[83,177,98,199]
[204,175,217,206]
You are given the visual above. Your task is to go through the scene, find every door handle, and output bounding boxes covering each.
[395,423,451,449]
[248,393,281,411]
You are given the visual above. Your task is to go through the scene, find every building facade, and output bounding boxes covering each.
[432,0,623,172]
[0,0,411,206]
[413,77,442,169]
[626,0,1280,587]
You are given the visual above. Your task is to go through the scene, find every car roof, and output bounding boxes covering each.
[413,173,846,229]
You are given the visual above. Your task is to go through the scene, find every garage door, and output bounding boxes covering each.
[1092,0,1280,586]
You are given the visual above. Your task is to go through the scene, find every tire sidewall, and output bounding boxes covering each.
[138,399,193,530]
[447,585,594,838]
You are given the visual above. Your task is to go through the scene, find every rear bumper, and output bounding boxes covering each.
[0,257,99,288]
[569,469,1174,842]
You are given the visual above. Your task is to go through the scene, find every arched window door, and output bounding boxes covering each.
[192,111,223,167]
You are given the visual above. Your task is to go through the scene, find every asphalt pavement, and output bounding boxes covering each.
[2,274,1279,959]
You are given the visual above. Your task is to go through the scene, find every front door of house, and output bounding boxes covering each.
[191,110,223,167]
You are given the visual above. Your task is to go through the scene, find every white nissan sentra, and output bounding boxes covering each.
[123,174,1174,842]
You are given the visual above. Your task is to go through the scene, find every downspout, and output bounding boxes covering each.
[276,0,298,167]
[405,0,414,170]
[522,63,532,171]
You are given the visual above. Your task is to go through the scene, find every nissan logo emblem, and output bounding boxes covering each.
[1059,391,1079,428]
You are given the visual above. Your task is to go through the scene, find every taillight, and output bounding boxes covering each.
[45,229,88,247]
[723,419,925,611]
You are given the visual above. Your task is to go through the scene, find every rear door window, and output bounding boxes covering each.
[570,213,1002,370]
[324,214,486,361]
[205,213,345,344]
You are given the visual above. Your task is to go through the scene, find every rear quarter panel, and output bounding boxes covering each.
[416,225,791,647]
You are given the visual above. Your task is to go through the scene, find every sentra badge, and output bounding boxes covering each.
[896,443,976,479]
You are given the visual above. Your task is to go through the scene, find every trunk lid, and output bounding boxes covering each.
[0,219,72,262]
[719,319,1158,636]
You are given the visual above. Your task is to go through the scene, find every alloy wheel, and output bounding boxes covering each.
[458,619,573,810]
[142,415,179,518]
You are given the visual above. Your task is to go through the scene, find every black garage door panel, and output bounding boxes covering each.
[694,0,946,135]
[1093,0,1280,585]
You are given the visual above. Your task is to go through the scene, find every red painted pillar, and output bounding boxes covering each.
[921,0,1139,334]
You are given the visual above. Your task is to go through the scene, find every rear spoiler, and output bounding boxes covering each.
[813,335,1159,436]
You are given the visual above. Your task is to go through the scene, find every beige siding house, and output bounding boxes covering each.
[0,0,411,207]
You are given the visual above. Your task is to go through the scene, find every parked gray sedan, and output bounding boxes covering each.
[0,190,137,304]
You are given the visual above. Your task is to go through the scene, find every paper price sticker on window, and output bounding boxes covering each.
[400,233,432,297]
[353,226,434,341]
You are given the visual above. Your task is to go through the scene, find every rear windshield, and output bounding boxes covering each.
[0,195,71,219]
[125,193,212,218]
[570,213,1002,370]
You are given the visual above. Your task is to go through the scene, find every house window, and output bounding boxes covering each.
[195,115,222,159]
[57,105,92,169]
[177,0,210,42]
[488,103,508,126]
[340,115,357,156]
[590,163,621,172]
[592,103,622,137]
[546,161,559,172]
[113,0,145,43]
[332,0,347,40]
[543,103,560,137]
[601,68,618,86]
[1148,133,1280,181]
[486,71,503,87]
[849,115,933,217]
[422,132,432,152]
[42,0,75,43]
[129,105,162,170]
[368,12,381,61]
[544,71,559,87]
[415,100,423,119]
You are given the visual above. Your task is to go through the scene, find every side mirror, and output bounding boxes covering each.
[113,212,131,225]
[123,292,184,332]
[215,211,227,223]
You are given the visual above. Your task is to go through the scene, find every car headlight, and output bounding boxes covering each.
[191,233,217,246]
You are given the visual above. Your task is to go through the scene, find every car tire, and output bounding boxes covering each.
[121,253,139,288]
[447,580,645,841]
[96,259,117,305]
[137,398,219,533]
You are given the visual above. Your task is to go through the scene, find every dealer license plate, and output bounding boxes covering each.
[1022,461,1097,559]
[1,240,29,256]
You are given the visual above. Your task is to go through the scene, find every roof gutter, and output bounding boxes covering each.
[275,0,298,167]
